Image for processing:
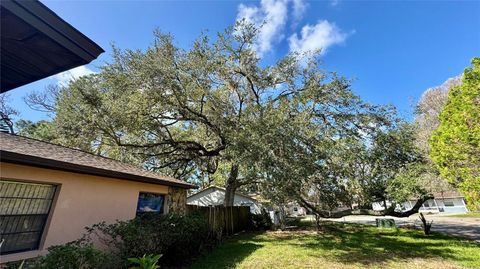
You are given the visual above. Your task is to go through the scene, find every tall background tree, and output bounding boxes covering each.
[15,120,57,141]
[430,58,480,210]
[0,93,19,134]
[410,76,463,197]
[415,76,462,156]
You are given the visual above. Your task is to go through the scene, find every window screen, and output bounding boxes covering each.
[443,199,455,207]
[136,192,164,215]
[0,180,56,254]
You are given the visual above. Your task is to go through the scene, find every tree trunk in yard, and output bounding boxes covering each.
[223,164,239,206]
[278,206,286,229]
[383,199,388,215]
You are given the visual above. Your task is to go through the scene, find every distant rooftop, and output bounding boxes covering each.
[433,191,464,199]
[0,132,193,189]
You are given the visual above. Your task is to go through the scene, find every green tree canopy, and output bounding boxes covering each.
[260,121,434,218]
[16,119,57,141]
[39,22,394,207]
[430,58,480,210]
[25,22,433,215]
[0,93,18,134]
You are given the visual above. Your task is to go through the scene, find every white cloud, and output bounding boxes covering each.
[292,0,307,23]
[237,0,290,56]
[235,0,350,57]
[330,0,340,7]
[52,65,95,86]
[288,20,349,55]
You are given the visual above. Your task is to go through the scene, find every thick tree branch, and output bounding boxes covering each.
[298,195,434,219]
[233,69,261,106]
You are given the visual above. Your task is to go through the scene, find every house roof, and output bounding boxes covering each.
[433,191,464,199]
[0,133,194,189]
[187,186,258,202]
[404,191,465,202]
[1,0,104,92]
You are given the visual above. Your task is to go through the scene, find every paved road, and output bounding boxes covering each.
[317,214,480,242]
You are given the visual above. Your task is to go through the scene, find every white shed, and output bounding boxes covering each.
[187,186,262,214]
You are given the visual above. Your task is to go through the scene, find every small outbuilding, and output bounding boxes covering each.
[187,186,262,214]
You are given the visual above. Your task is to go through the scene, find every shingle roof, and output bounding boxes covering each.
[433,191,464,199]
[0,132,193,189]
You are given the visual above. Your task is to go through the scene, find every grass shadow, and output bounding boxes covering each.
[300,222,479,266]
[186,233,264,269]
[185,222,480,268]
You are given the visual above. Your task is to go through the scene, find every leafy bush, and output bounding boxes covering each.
[5,213,209,268]
[128,254,162,269]
[85,213,209,267]
[285,217,301,227]
[251,209,272,230]
[33,241,111,269]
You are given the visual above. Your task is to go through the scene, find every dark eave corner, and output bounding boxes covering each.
[1,0,104,92]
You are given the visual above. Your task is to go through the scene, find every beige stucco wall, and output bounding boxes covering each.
[0,162,181,263]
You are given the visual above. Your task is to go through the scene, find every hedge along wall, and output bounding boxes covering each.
[186,205,251,235]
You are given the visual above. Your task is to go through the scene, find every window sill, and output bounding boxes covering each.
[0,249,46,264]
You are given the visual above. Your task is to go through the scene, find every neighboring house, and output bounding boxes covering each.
[187,186,262,214]
[372,191,469,214]
[0,133,193,262]
[286,202,307,217]
[411,192,468,214]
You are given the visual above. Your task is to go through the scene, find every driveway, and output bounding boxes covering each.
[315,214,480,242]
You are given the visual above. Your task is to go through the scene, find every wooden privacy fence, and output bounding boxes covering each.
[186,205,252,235]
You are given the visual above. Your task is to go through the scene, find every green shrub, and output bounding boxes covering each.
[251,209,272,230]
[285,217,301,227]
[5,213,209,268]
[128,254,162,269]
[86,213,209,267]
[33,241,111,269]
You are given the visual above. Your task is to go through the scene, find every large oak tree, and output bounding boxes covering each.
[25,23,433,212]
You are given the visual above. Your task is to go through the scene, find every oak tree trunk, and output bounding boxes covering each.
[223,164,239,206]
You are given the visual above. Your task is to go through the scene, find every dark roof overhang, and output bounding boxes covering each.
[0,0,104,92]
[1,150,195,189]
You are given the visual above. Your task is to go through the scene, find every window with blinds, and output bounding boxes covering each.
[0,180,56,254]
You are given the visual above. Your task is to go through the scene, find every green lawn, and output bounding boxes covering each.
[187,222,480,269]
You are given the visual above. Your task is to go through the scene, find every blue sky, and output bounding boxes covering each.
[5,0,480,122]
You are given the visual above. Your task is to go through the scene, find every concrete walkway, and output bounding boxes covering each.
[315,214,480,242]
